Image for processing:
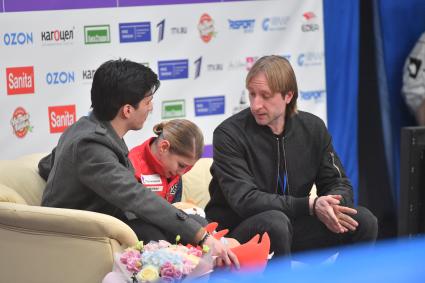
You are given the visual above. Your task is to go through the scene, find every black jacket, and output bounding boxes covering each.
[205,109,353,230]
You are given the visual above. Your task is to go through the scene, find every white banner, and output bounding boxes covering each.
[0,0,326,159]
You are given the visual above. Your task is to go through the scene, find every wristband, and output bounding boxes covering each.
[198,232,210,246]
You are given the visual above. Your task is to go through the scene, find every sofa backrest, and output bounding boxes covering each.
[0,153,47,206]
[182,158,213,209]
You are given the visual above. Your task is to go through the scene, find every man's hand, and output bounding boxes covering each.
[333,204,358,232]
[205,235,240,269]
[313,195,357,233]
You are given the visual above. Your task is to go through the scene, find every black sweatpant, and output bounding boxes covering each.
[227,206,378,259]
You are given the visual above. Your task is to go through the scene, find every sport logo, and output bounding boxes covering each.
[84,25,110,44]
[10,107,33,138]
[228,19,255,33]
[300,90,326,102]
[6,66,35,95]
[198,13,216,43]
[48,105,76,133]
[301,12,319,32]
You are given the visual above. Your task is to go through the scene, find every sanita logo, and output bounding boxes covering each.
[84,25,110,44]
[48,105,76,133]
[297,52,324,67]
[228,19,255,33]
[262,16,290,31]
[41,28,75,45]
[46,71,75,85]
[198,13,216,43]
[6,66,35,95]
[82,69,96,80]
[3,32,33,46]
[300,90,326,101]
[301,11,319,32]
[10,107,33,138]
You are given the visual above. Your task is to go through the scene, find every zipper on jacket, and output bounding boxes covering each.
[329,152,342,178]
[276,136,290,195]
[276,137,280,194]
[282,136,291,195]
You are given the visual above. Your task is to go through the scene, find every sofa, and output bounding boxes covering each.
[0,153,213,283]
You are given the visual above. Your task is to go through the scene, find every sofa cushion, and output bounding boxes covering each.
[182,158,213,209]
[0,155,46,206]
[0,184,27,204]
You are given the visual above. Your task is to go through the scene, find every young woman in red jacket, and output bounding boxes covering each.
[129,119,202,205]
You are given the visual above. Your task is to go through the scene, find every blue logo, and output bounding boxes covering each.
[299,90,325,102]
[46,71,75,85]
[194,96,225,116]
[157,19,165,42]
[194,57,202,79]
[158,59,189,80]
[119,22,151,43]
[3,32,33,46]
[228,19,255,33]
[297,52,324,67]
[262,16,290,31]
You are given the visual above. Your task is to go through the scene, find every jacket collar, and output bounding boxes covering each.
[89,112,129,155]
[142,137,168,177]
[246,109,295,138]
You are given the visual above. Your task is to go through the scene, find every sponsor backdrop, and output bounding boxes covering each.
[0,0,326,159]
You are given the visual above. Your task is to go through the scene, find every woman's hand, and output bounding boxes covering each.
[204,235,240,269]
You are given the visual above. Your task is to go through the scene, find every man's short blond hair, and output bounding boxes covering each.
[246,55,298,117]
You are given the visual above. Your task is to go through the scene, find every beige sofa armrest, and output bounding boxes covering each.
[0,202,138,246]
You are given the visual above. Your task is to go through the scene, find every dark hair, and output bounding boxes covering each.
[91,59,160,121]
[153,119,204,160]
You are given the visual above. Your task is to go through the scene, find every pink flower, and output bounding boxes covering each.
[187,247,202,257]
[120,250,141,272]
[160,262,182,280]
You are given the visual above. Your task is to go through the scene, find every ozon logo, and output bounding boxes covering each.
[6,66,35,95]
[10,107,33,138]
[3,32,33,46]
[48,105,76,133]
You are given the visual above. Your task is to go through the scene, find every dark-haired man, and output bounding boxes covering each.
[39,59,238,267]
[205,55,378,258]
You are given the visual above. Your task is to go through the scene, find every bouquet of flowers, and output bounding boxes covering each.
[112,237,213,283]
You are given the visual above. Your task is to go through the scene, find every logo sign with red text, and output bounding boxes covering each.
[10,107,33,138]
[48,105,76,133]
[198,13,216,43]
[6,66,35,95]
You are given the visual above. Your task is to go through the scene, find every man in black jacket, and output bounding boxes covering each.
[205,55,378,257]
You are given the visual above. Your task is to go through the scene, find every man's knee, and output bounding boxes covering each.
[354,206,378,242]
[256,210,292,237]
